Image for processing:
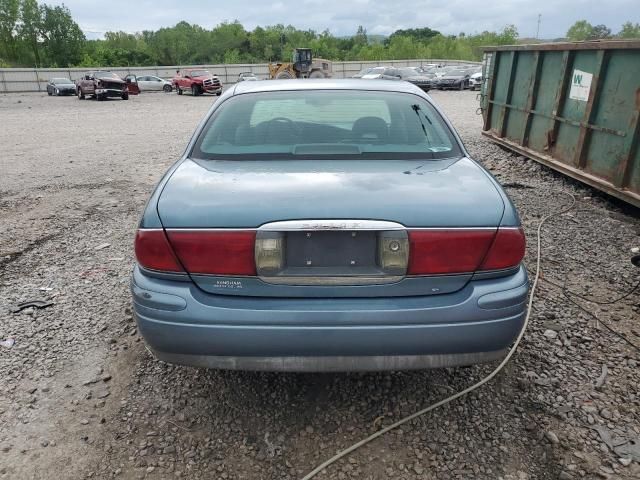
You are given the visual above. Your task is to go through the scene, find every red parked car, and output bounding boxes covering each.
[172,69,223,96]
[76,71,139,101]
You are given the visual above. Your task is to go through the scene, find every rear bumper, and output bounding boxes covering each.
[132,265,528,371]
[152,349,508,371]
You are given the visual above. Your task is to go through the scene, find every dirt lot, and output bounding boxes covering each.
[1,89,639,480]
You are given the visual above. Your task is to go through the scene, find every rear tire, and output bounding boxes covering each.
[191,85,200,96]
[77,88,85,100]
[47,88,52,96]
[163,84,172,93]
[121,92,129,100]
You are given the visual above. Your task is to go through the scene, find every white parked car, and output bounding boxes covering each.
[136,75,173,92]
[468,71,483,91]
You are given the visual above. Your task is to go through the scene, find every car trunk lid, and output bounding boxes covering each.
[157,157,508,297]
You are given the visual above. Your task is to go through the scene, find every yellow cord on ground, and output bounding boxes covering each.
[301,192,576,480]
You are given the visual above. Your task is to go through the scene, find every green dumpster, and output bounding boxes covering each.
[480,40,640,208]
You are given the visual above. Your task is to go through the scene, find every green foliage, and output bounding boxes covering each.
[566,20,593,41]
[1,2,522,68]
[590,24,611,39]
[387,27,440,45]
[566,20,612,41]
[617,22,640,39]
[2,2,638,69]
[40,4,85,66]
[1,0,84,66]
[0,0,20,62]
[18,0,42,65]
[0,1,522,68]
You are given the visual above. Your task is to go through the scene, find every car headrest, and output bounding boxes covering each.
[351,116,389,142]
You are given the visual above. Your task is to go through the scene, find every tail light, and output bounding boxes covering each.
[135,229,184,273]
[165,230,256,276]
[407,227,525,275]
[136,227,524,278]
[480,227,526,271]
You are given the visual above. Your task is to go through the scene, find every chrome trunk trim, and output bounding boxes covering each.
[259,275,404,286]
[257,219,405,231]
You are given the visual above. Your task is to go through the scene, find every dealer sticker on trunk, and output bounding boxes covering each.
[569,69,593,102]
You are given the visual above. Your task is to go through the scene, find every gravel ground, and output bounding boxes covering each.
[0,89,639,480]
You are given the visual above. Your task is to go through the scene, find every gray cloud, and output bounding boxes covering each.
[48,0,639,39]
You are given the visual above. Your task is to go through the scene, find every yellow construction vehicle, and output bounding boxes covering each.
[268,48,333,79]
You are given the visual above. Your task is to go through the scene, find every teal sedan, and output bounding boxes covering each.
[131,79,527,372]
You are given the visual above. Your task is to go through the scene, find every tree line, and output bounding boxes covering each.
[0,0,638,68]
[566,20,640,41]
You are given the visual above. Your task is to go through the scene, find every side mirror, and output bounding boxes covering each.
[126,78,131,83]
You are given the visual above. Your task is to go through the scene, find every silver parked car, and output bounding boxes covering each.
[132,79,527,372]
[136,75,173,92]
[237,72,259,82]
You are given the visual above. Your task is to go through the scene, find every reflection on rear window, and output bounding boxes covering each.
[192,90,461,160]
[249,98,391,128]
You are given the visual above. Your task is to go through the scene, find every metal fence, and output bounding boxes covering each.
[0,59,480,93]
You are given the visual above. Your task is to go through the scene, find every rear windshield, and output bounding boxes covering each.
[192,90,461,160]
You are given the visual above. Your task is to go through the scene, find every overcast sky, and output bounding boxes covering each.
[48,0,639,39]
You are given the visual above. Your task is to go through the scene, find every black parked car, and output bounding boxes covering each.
[46,77,76,96]
[436,69,473,90]
[396,67,434,92]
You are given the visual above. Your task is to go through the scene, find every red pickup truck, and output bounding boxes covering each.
[172,69,223,96]
[76,71,140,100]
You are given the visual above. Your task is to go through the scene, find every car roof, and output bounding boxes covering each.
[232,78,425,95]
